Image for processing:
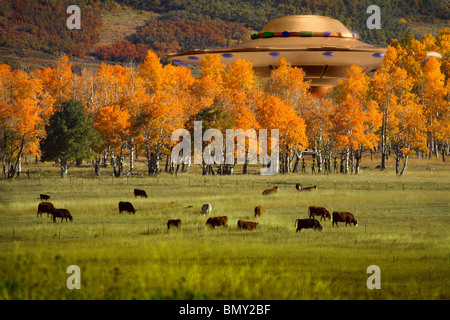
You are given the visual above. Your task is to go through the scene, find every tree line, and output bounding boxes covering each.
[0,29,448,179]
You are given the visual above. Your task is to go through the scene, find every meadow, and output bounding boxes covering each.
[0,156,449,300]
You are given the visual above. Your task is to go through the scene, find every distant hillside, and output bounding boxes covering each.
[0,0,102,57]
[0,0,448,69]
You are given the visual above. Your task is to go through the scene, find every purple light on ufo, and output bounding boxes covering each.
[323,52,334,57]
[372,53,384,58]
[222,54,234,58]
[324,31,332,36]
[269,52,280,57]
[188,56,199,61]
[282,31,290,36]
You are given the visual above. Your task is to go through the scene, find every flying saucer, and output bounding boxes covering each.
[167,15,442,98]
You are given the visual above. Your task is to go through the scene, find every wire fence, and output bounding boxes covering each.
[2,173,449,191]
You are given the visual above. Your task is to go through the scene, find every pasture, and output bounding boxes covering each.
[0,158,449,300]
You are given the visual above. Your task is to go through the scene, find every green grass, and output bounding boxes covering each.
[0,157,449,300]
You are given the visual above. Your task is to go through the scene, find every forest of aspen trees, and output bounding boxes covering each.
[0,28,449,179]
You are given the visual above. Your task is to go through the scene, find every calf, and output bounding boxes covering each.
[332,211,358,227]
[134,189,148,198]
[37,202,54,218]
[167,219,182,229]
[237,220,258,230]
[254,206,263,217]
[118,201,136,215]
[308,206,331,221]
[205,216,228,228]
[262,186,278,195]
[40,194,50,201]
[295,218,322,232]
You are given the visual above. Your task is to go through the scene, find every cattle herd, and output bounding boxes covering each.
[37,195,73,223]
[36,185,358,233]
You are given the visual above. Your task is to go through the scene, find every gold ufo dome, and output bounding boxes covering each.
[167,15,440,97]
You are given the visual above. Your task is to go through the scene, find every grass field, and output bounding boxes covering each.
[0,156,449,300]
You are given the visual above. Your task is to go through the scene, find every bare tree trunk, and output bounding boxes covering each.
[60,158,68,178]
[399,154,408,176]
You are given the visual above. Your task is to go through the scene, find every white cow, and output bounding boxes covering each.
[201,203,212,215]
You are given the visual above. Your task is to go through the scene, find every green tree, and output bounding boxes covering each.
[40,100,102,178]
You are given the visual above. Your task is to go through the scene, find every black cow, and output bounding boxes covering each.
[51,208,73,223]
[134,189,148,198]
[40,194,50,201]
[295,218,322,232]
[119,201,136,215]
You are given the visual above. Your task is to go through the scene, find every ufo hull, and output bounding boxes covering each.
[167,15,440,95]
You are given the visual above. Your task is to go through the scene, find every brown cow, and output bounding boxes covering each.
[296,183,317,191]
[205,216,228,228]
[254,206,263,217]
[237,220,258,230]
[37,202,54,218]
[262,186,278,195]
[332,211,358,227]
[308,206,331,221]
[167,219,182,229]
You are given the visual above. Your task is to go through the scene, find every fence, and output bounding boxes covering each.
[1,172,449,191]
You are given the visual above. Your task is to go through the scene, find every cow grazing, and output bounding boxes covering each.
[332,211,358,227]
[50,208,73,223]
[37,202,54,218]
[167,219,182,230]
[237,220,258,230]
[118,201,136,215]
[296,183,317,191]
[201,203,212,215]
[295,219,322,232]
[40,194,50,201]
[205,216,228,228]
[134,189,148,198]
[262,186,278,195]
[254,206,263,217]
[308,206,331,221]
